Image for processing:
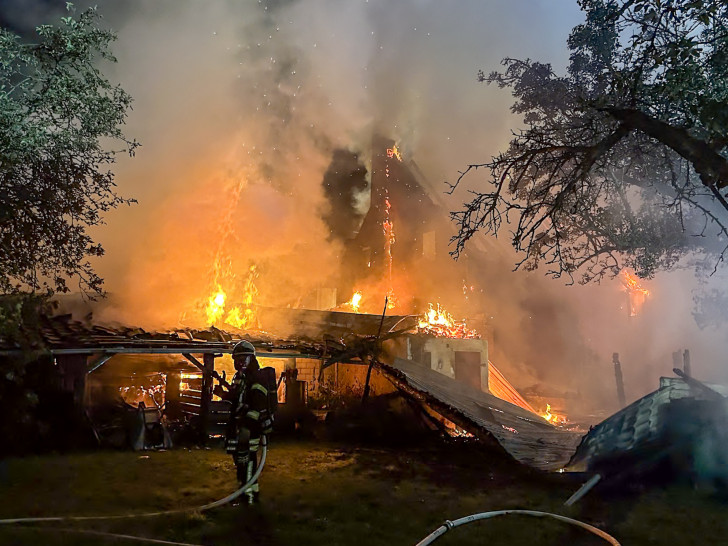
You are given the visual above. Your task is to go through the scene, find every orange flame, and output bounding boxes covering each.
[206,287,226,325]
[621,270,650,317]
[342,291,363,313]
[386,143,403,161]
[224,265,260,330]
[540,403,567,425]
[417,303,479,339]
[204,265,260,330]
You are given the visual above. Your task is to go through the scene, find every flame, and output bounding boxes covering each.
[620,270,650,317]
[204,265,260,330]
[206,287,227,325]
[417,303,479,339]
[343,291,362,312]
[540,403,567,425]
[224,265,260,330]
[386,144,403,161]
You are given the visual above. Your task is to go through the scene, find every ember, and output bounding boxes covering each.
[417,303,479,338]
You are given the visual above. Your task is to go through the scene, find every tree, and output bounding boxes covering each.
[0,5,137,296]
[450,0,728,283]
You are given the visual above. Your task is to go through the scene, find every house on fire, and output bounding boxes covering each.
[0,136,583,469]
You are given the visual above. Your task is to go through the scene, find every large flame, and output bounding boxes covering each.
[417,303,479,339]
[621,270,650,317]
[204,265,260,329]
[206,288,227,325]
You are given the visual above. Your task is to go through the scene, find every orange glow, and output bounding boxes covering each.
[179,372,199,391]
[539,403,568,425]
[620,270,650,317]
[417,303,479,339]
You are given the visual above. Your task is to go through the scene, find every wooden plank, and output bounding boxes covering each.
[199,353,215,444]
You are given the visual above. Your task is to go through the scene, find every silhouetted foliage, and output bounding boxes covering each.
[452,0,728,283]
[0,5,137,295]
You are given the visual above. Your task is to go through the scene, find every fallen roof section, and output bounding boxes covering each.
[566,375,728,473]
[379,358,583,471]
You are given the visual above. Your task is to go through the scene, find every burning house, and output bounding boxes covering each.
[0,135,587,471]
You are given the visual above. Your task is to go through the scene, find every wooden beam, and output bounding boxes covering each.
[683,349,691,377]
[612,353,626,409]
[182,353,231,389]
[86,354,113,374]
[199,353,215,444]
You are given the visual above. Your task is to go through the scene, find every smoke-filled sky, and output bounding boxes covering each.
[4,0,728,405]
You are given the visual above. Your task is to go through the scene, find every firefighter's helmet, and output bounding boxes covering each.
[232,340,256,357]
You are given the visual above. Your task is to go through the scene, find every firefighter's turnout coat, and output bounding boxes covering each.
[225,366,277,489]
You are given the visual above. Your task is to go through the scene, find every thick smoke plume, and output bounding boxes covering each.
[5,1,728,407]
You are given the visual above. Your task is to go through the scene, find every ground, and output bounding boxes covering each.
[0,437,726,545]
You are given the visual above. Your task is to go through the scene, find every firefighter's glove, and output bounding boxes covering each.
[213,384,227,399]
[261,415,274,435]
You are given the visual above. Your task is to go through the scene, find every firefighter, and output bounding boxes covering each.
[220,340,275,504]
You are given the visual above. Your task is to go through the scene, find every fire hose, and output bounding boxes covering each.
[0,435,268,543]
[415,509,620,546]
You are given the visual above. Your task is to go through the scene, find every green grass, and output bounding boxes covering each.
[0,439,726,545]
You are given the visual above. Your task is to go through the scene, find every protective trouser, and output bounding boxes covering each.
[230,426,261,504]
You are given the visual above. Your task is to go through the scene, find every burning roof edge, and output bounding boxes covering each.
[0,313,326,359]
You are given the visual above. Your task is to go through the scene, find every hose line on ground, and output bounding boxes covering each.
[0,435,268,525]
[415,509,620,546]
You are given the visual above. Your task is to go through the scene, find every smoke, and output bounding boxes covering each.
[68,0,581,327]
[7,1,728,409]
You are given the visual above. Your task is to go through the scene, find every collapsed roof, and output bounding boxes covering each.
[2,312,585,471]
[379,358,583,471]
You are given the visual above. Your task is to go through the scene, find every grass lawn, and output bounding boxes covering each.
[0,438,726,545]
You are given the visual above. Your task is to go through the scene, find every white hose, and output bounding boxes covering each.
[0,435,268,525]
[415,509,620,546]
[11,526,202,545]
